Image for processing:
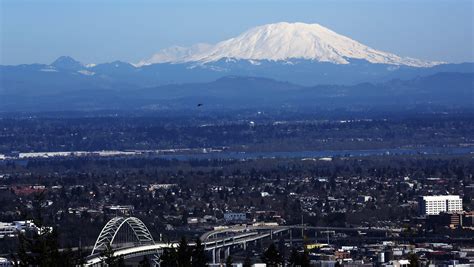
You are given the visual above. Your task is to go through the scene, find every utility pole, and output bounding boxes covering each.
[301,214,304,239]
[327,228,330,245]
[290,228,293,247]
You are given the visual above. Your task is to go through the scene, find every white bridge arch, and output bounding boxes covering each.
[91,217,155,255]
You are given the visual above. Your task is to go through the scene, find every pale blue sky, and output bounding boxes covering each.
[1,0,473,65]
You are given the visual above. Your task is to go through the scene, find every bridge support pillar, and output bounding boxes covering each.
[225,247,230,259]
[216,248,221,263]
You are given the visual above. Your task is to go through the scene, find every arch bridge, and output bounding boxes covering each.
[91,216,155,255]
[86,216,289,266]
[85,216,399,266]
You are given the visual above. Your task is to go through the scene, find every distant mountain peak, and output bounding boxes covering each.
[51,56,84,70]
[136,43,212,66]
[140,22,441,67]
[101,60,136,69]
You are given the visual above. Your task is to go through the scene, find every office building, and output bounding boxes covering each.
[419,195,462,215]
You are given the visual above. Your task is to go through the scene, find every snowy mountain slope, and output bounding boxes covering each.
[140,22,441,67]
[136,43,212,66]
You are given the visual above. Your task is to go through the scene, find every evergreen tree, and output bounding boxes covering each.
[192,238,208,267]
[300,248,310,267]
[408,253,419,267]
[261,243,282,267]
[177,236,192,267]
[225,255,233,267]
[160,248,178,267]
[15,229,62,267]
[15,192,65,267]
[101,244,119,267]
[58,246,75,267]
[75,246,87,266]
[288,248,300,267]
[288,247,309,267]
[117,256,126,267]
[243,255,252,267]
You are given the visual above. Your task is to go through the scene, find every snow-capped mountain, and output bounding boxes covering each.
[139,22,440,67]
[3,21,471,104]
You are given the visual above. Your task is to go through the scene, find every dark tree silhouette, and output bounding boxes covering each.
[261,243,282,267]
[177,236,192,267]
[225,255,233,267]
[300,249,310,267]
[408,253,419,267]
[14,192,64,267]
[160,248,178,267]
[243,255,252,267]
[192,239,208,267]
[288,247,310,267]
[100,243,124,267]
[288,248,299,266]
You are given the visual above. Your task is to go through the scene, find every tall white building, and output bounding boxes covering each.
[419,195,463,215]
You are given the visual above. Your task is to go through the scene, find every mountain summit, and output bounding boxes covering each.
[51,56,84,70]
[139,22,440,67]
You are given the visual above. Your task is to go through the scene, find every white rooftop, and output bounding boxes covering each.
[422,195,461,201]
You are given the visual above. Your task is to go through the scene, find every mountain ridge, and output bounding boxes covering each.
[1,57,472,95]
[1,72,472,112]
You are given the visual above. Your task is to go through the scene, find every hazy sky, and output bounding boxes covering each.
[1,0,473,65]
